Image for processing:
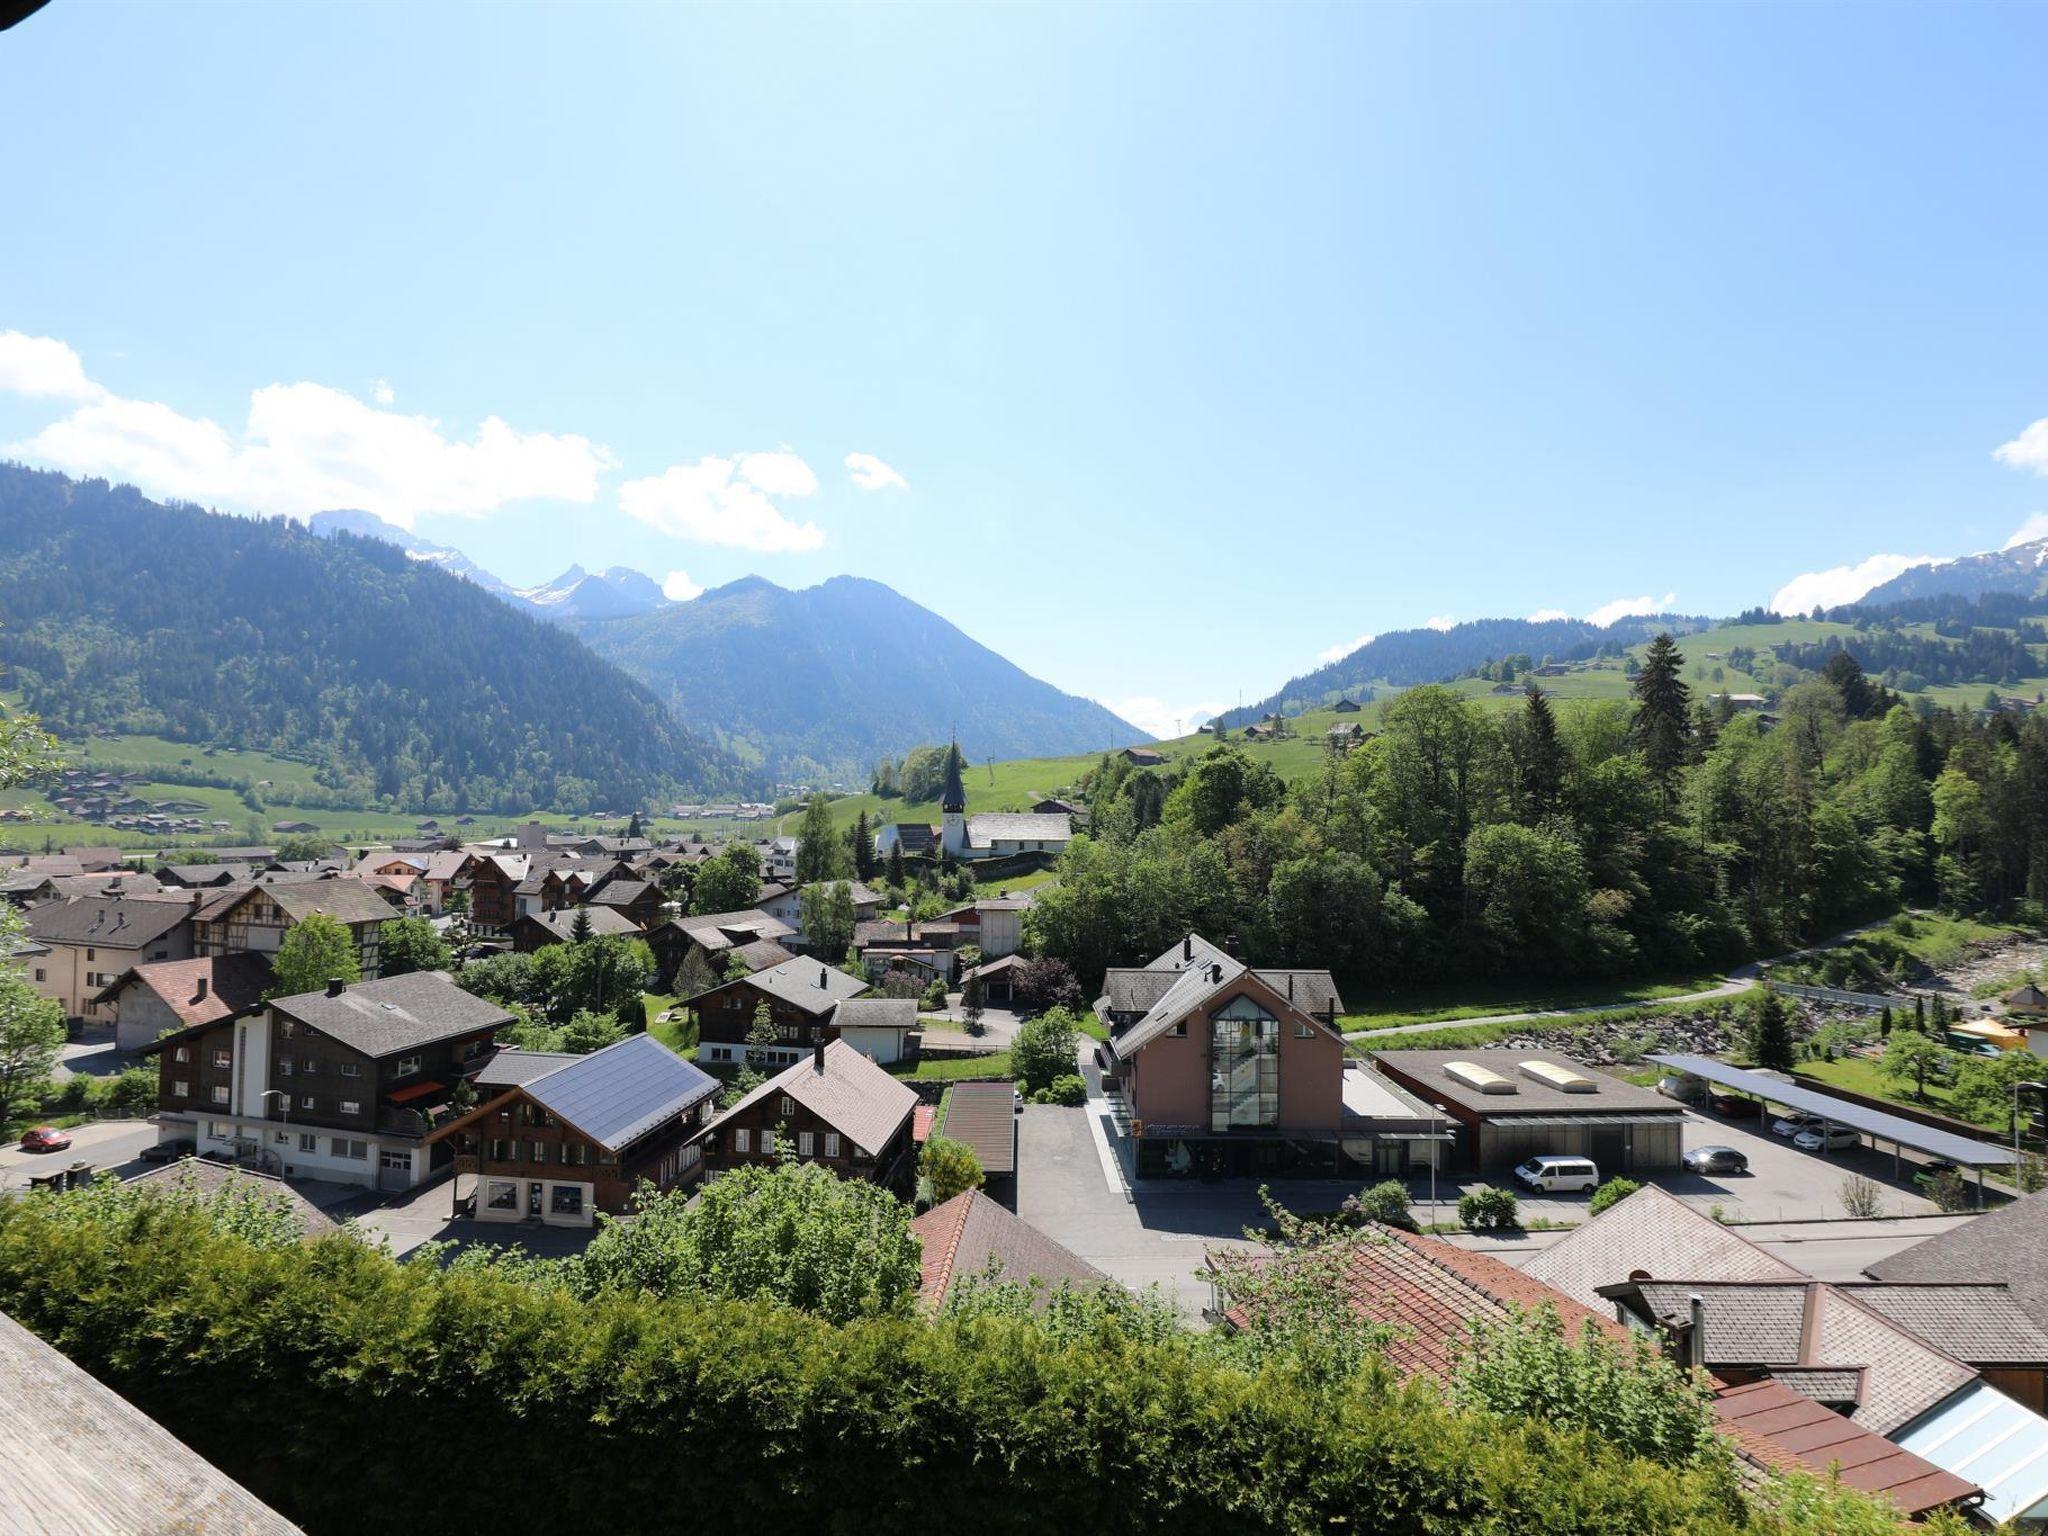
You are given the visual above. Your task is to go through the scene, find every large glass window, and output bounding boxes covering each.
[1210,996,1279,1132]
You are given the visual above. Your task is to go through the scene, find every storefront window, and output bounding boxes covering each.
[486,1181,518,1210]
[551,1185,584,1216]
[1209,996,1279,1132]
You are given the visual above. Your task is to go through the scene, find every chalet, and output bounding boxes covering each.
[142,971,513,1191]
[652,908,796,981]
[426,1034,720,1227]
[1330,697,1362,713]
[854,917,962,983]
[191,880,392,979]
[1032,797,1086,818]
[466,852,528,932]
[509,904,643,953]
[695,1039,918,1192]
[271,820,320,834]
[418,849,481,915]
[155,863,240,888]
[353,852,427,880]
[875,822,939,858]
[0,871,58,907]
[1102,934,1352,1178]
[689,955,870,1069]
[583,874,663,928]
[24,897,196,1022]
[91,952,272,1053]
[1122,746,1167,766]
[961,952,1025,1005]
[757,879,884,937]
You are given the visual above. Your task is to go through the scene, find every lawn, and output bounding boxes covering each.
[889,1051,1014,1082]
[643,994,694,1054]
[1793,1055,1984,1128]
[1339,971,1734,1033]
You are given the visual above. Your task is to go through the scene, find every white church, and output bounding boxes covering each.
[874,747,1074,863]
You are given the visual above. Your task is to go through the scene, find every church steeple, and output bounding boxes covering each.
[940,740,966,814]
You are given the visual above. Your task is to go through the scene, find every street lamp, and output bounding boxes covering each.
[1430,1102,1452,1228]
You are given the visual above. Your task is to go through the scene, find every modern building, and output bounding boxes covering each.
[1370,1048,1686,1173]
[1104,934,1351,1178]
[427,1034,720,1227]
[143,971,512,1191]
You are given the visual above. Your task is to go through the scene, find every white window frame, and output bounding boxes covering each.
[732,1128,751,1154]
[823,1132,840,1158]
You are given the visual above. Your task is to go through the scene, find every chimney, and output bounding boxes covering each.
[325,976,346,997]
[813,1039,827,1072]
[1286,974,1294,1001]
[1687,1293,1707,1373]
[819,966,828,988]
[1183,935,1192,961]
[194,975,209,1002]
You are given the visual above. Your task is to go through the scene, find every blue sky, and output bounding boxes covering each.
[4,2,2048,738]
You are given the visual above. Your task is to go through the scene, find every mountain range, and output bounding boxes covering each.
[0,467,726,810]
[310,509,1142,782]
[1856,535,2048,606]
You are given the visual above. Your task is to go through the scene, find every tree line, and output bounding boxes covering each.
[1026,637,2048,991]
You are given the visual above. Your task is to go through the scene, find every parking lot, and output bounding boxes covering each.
[1665,1100,1951,1221]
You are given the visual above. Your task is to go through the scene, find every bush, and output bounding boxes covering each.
[920,979,949,1012]
[1030,1074,1086,1107]
[1838,1176,1882,1219]
[0,1182,1920,1536]
[1587,1178,1639,1217]
[919,1136,984,1204]
[1458,1187,1519,1231]
[1351,1179,1415,1231]
[1012,1007,1080,1095]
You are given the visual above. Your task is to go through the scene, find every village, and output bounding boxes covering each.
[8,738,2048,1529]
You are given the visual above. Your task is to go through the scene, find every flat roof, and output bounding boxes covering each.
[1373,1048,1683,1118]
[1647,1053,2018,1167]
[942,1081,1017,1177]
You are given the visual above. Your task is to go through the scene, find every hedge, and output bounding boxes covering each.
[0,1190,1911,1536]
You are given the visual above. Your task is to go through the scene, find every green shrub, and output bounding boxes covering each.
[1458,1187,1519,1231]
[1351,1179,1415,1231]
[0,1183,1921,1536]
[1587,1178,1639,1217]
[1031,1074,1086,1107]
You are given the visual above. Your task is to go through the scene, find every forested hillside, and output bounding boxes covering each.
[577,574,1143,783]
[1222,612,1706,725]
[0,465,729,812]
[1028,639,2048,991]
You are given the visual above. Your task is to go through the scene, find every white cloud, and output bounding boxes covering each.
[371,379,395,406]
[1424,615,1456,632]
[844,451,907,492]
[2004,513,2048,550]
[618,453,825,552]
[1525,608,1570,623]
[1317,632,1375,665]
[6,339,612,530]
[1769,557,1936,614]
[0,330,105,401]
[660,570,703,602]
[1103,696,1225,742]
[1994,417,2048,475]
[1585,591,1678,628]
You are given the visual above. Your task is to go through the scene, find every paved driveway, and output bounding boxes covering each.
[1669,1105,1947,1221]
[0,1118,160,1190]
[341,1173,600,1260]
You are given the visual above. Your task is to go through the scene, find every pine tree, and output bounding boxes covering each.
[744,1001,779,1071]
[1630,634,1693,798]
[1513,683,1567,819]
[887,842,906,886]
[1747,991,1795,1071]
[849,810,876,881]
[627,810,644,839]
[570,907,594,944]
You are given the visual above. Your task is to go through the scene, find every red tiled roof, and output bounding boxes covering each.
[92,952,272,1025]
[913,1104,937,1143]
[910,1190,1103,1310]
[1711,1378,1978,1516]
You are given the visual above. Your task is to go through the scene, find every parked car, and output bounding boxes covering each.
[137,1137,197,1164]
[1793,1124,1861,1153]
[1771,1111,1826,1139]
[1708,1091,1760,1117]
[1681,1144,1749,1175]
[18,1126,72,1154]
[1912,1159,1961,1193]
[1512,1155,1600,1193]
[1657,1073,1707,1104]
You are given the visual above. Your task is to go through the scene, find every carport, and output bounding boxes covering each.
[1647,1053,2018,1207]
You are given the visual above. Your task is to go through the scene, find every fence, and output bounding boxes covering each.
[1766,980,1900,1012]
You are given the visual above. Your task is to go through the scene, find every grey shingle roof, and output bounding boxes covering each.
[125,1156,336,1235]
[731,938,794,973]
[1839,1284,2048,1364]
[26,897,191,951]
[259,880,398,927]
[965,812,1071,847]
[707,1039,916,1157]
[1108,939,1345,1060]
[1522,1185,1805,1311]
[1768,1366,1866,1405]
[270,972,512,1058]
[1868,1191,2048,1329]
[523,1035,718,1153]
[675,910,793,949]
[831,997,919,1033]
[737,956,869,1017]
[473,1048,584,1088]
[1633,1281,1808,1362]
[516,906,641,941]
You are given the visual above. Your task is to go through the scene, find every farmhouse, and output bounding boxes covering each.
[91,951,273,1052]
[694,1039,918,1192]
[688,954,870,1069]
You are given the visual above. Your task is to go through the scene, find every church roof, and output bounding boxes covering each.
[940,744,967,814]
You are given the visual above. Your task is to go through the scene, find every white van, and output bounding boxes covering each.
[1512,1155,1600,1193]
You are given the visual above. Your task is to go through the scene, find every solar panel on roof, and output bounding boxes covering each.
[526,1036,718,1151]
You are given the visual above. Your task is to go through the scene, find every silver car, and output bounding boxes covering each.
[1793,1124,1860,1153]
[1681,1144,1748,1175]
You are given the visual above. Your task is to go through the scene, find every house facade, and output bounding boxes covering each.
[190,881,391,979]
[688,955,869,1069]
[694,1039,918,1192]
[427,1035,720,1227]
[143,972,511,1190]
[91,952,272,1052]
[24,897,196,1023]
[1104,936,1350,1178]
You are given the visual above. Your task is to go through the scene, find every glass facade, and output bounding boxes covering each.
[1210,996,1279,1132]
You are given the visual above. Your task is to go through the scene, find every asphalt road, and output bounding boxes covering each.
[0,1118,162,1191]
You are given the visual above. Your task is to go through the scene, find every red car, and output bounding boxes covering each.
[18,1126,72,1154]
